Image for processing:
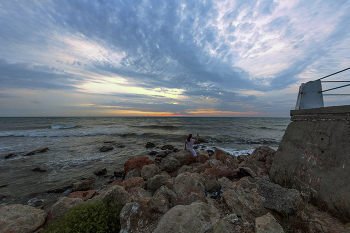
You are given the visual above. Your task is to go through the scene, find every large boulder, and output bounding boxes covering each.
[99,145,114,152]
[147,194,171,214]
[205,174,221,192]
[256,178,302,214]
[213,148,239,169]
[124,157,154,174]
[72,177,95,192]
[154,185,179,206]
[168,150,195,165]
[68,190,96,201]
[159,156,181,173]
[202,163,238,180]
[206,219,235,233]
[218,177,233,192]
[93,185,132,205]
[248,146,275,176]
[255,212,284,233]
[120,202,152,233]
[222,177,267,222]
[147,175,169,192]
[173,172,206,205]
[128,187,152,202]
[141,164,160,180]
[48,197,83,224]
[0,204,47,233]
[197,151,210,163]
[124,168,141,180]
[122,177,145,192]
[153,201,220,233]
[177,165,193,175]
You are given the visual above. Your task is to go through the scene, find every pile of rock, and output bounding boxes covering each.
[1,146,349,232]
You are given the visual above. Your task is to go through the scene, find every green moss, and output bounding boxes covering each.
[43,199,122,233]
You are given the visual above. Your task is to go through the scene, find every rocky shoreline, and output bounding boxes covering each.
[1,143,349,233]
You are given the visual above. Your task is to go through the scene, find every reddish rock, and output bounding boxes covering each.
[0,204,47,233]
[169,150,195,165]
[68,190,96,201]
[124,157,154,174]
[213,148,239,169]
[122,177,145,192]
[203,163,238,180]
[147,194,171,214]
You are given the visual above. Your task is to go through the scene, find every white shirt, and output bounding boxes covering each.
[186,138,195,150]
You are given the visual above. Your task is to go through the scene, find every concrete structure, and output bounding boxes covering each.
[270,105,350,217]
[295,80,324,110]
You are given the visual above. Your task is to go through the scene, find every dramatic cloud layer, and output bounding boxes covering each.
[0,0,349,116]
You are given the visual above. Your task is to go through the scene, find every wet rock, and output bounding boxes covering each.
[159,156,181,173]
[94,167,107,176]
[117,144,126,148]
[153,201,220,233]
[25,151,35,156]
[114,170,125,179]
[141,164,160,181]
[0,204,47,233]
[120,202,152,233]
[93,185,132,205]
[124,168,141,180]
[147,194,171,214]
[156,151,169,158]
[124,157,154,174]
[205,174,221,192]
[48,197,83,224]
[47,185,73,193]
[38,147,49,153]
[0,184,9,188]
[255,212,284,233]
[99,145,114,152]
[256,178,302,214]
[68,190,96,201]
[32,167,47,173]
[169,150,195,165]
[72,177,95,192]
[148,151,158,156]
[222,177,267,222]
[173,172,206,205]
[147,175,169,192]
[161,145,175,150]
[104,141,115,143]
[207,150,214,156]
[172,148,179,153]
[122,177,145,192]
[5,153,18,159]
[145,142,156,148]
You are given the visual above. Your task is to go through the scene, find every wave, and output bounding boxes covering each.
[51,125,78,130]
[134,125,181,130]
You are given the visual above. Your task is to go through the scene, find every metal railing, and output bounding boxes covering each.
[317,67,350,95]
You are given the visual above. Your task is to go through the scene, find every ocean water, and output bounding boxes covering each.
[0,117,290,209]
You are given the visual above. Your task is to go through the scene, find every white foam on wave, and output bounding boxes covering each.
[214,146,255,156]
[51,125,77,130]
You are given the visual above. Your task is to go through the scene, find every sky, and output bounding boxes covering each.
[0,0,350,117]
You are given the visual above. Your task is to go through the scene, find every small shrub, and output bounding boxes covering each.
[44,198,122,233]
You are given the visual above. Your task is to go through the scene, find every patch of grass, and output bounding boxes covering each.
[43,198,122,233]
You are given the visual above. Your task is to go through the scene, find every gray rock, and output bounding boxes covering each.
[128,187,152,202]
[159,156,181,173]
[99,145,114,152]
[205,174,221,192]
[93,185,132,205]
[145,142,156,148]
[161,145,175,150]
[218,177,233,192]
[147,175,169,192]
[256,178,302,214]
[94,167,107,176]
[32,167,47,173]
[173,172,206,205]
[153,201,220,233]
[120,202,152,233]
[141,164,160,181]
[0,204,47,233]
[124,168,141,180]
[177,165,193,175]
[147,194,171,214]
[72,177,95,192]
[169,150,195,165]
[206,219,235,233]
[5,153,18,159]
[255,212,284,233]
[154,185,178,206]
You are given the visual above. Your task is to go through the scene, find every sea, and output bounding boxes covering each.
[0,117,290,210]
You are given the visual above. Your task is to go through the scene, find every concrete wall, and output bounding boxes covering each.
[270,105,350,216]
